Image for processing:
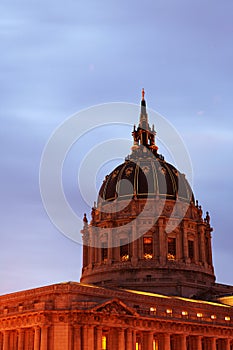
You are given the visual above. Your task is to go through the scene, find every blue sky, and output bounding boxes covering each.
[0,0,233,294]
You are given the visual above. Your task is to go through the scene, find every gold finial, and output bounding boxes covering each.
[142,88,145,100]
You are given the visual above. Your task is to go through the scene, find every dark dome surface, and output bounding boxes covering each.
[98,152,194,204]
[98,90,194,205]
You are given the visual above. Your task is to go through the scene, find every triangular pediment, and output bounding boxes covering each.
[90,298,138,316]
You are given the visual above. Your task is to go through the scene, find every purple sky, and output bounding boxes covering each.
[0,0,233,295]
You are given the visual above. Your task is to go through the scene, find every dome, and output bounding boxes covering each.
[81,90,215,298]
[98,88,194,205]
[98,152,194,204]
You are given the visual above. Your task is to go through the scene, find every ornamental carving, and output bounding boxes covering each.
[94,301,134,316]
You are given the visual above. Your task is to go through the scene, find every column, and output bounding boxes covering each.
[18,329,24,350]
[82,326,88,350]
[206,231,213,266]
[180,334,186,350]
[196,336,202,350]
[73,326,81,350]
[132,330,137,350]
[225,339,231,350]
[162,333,170,350]
[3,331,9,350]
[118,328,125,350]
[96,327,102,350]
[131,223,138,265]
[87,326,94,350]
[40,326,48,350]
[108,229,113,263]
[126,329,132,350]
[146,331,154,350]
[199,226,206,264]
[209,337,216,350]
[34,327,40,350]
[158,219,166,264]
[183,227,189,262]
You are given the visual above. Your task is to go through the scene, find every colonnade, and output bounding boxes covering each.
[0,325,232,350]
[0,326,48,350]
[72,325,232,350]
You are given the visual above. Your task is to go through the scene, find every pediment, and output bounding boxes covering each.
[90,299,138,316]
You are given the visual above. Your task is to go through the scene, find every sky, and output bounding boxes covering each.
[0,0,233,295]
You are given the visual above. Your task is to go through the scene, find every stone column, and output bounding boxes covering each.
[118,328,125,350]
[87,326,94,350]
[108,229,113,263]
[131,223,138,266]
[82,326,88,350]
[158,219,166,264]
[73,326,81,350]
[209,337,216,350]
[180,334,186,350]
[225,339,231,350]
[17,329,24,350]
[132,330,137,350]
[126,329,132,350]
[162,333,170,350]
[196,336,202,350]
[3,331,9,350]
[183,226,189,262]
[207,232,213,266]
[199,225,206,264]
[40,326,48,350]
[33,327,40,350]
[146,331,154,350]
[96,327,102,350]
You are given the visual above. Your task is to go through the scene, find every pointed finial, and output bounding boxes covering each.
[142,88,145,101]
[83,213,88,224]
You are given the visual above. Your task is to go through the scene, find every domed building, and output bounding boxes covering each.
[81,89,215,298]
[0,90,233,350]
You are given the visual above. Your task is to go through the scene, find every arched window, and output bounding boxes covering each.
[188,240,194,261]
[101,242,108,262]
[120,238,130,261]
[143,237,153,259]
[167,237,176,260]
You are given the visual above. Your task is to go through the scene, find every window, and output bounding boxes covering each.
[167,237,176,260]
[102,335,107,350]
[101,242,108,262]
[143,237,153,259]
[153,339,158,350]
[136,336,141,350]
[188,240,194,261]
[120,238,129,261]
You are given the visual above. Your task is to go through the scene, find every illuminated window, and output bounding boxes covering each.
[102,335,107,350]
[166,309,172,315]
[153,339,158,350]
[211,314,217,320]
[120,238,129,261]
[167,237,176,260]
[188,240,194,261]
[101,242,108,262]
[182,311,188,317]
[150,307,156,315]
[136,336,141,350]
[143,237,153,259]
[225,316,231,321]
[197,313,203,318]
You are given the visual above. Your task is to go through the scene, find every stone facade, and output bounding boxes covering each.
[1,90,233,350]
[0,282,233,350]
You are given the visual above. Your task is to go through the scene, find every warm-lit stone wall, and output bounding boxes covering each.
[0,283,233,350]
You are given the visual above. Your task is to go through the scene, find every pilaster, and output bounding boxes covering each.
[34,327,40,350]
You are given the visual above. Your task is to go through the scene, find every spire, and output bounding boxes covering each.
[131,89,158,155]
[140,88,148,129]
